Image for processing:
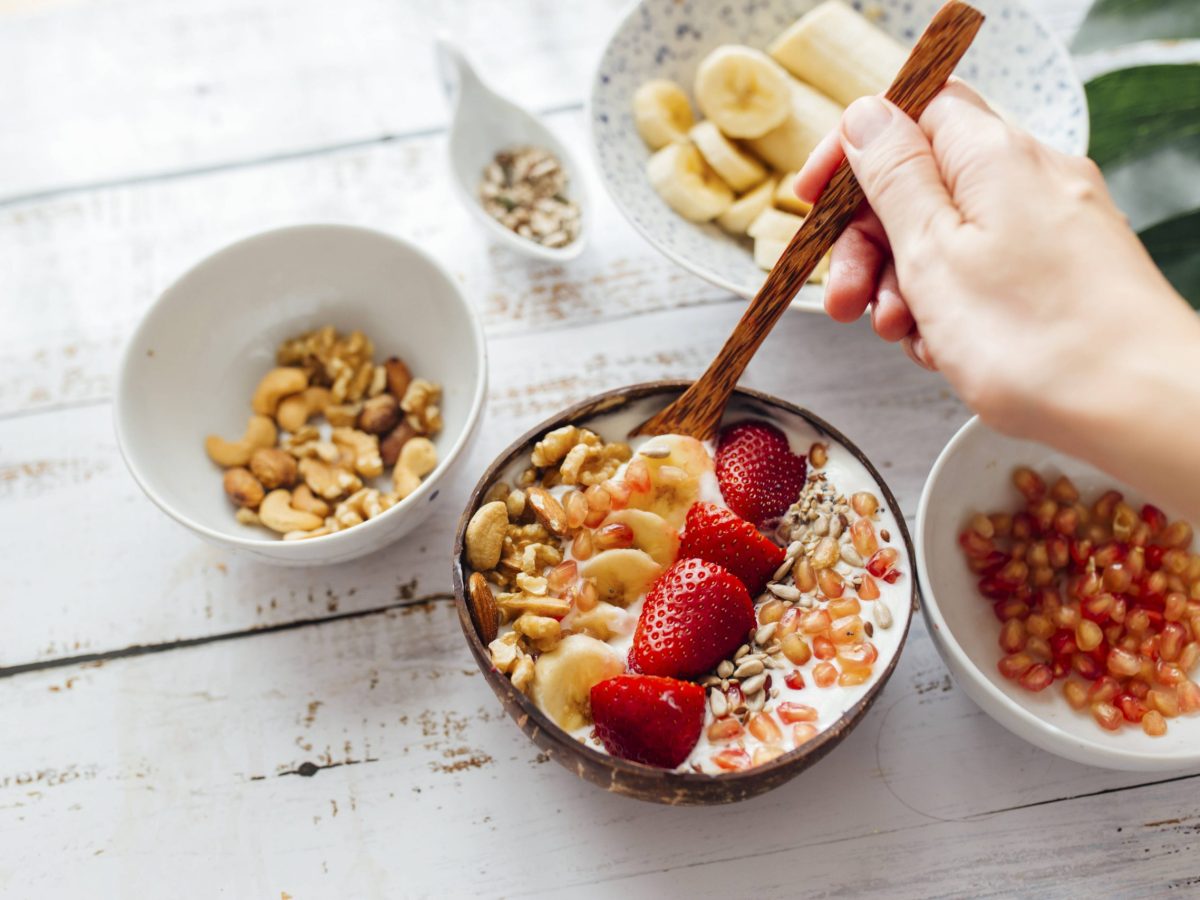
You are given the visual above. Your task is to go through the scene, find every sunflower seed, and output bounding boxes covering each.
[881,528,892,543]
[638,445,671,459]
[772,558,794,582]
[734,644,751,661]
[874,602,893,629]
[717,660,734,679]
[767,583,801,601]
[840,543,864,567]
[740,673,766,696]
[754,622,778,646]
[710,689,729,718]
[734,658,764,679]
[701,675,721,688]
[747,691,765,712]
[765,640,782,655]
[813,514,830,536]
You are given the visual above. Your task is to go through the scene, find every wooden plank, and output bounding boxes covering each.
[1,596,1194,898]
[0,301,964,668]
[0,0,628,199]
[0,109,721,418]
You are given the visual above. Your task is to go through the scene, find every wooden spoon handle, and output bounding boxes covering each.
[634,1,985,439]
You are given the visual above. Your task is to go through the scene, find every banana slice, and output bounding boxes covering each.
[748,207,805,242]
[530,634,626,731]
[694,45,792,139]
[646,142,734,222]
[603,509,680,567]
[773,171,813,215]
[746,80,843,172]
[768,1,907,107]
[628,435,712,527]
[562,601,632,643]
[688,121,766,192]
[716,176,778,235]
[633,79,695,150]
[579,548,663,607]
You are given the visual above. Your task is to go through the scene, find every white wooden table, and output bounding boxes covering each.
[4,1,1197,896]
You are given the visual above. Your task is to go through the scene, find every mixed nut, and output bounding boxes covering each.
[204,325,444,540]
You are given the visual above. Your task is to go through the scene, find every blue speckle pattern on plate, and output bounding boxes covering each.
[589,0,1088,310]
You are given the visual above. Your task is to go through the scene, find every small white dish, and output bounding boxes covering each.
[434,36,590,262]
[114,224,487,567]
[917,417,1200,771]
[589,0,1088,311]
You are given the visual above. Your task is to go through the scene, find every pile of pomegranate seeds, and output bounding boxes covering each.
[959,468,1200,737]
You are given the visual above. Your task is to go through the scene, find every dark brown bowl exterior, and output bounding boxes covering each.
[451,381,918,805]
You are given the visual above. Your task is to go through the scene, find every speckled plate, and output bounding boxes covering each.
[589,0,1088,311]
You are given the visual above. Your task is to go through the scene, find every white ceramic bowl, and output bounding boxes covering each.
[115,224,487,566]
[917,417,1200,771]
[590,0,1088,310]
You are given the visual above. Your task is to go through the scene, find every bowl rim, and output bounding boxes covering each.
[916,416,1200,769]
[450,379,919,802]
[112,222,489,552]
[586,0,1090,309]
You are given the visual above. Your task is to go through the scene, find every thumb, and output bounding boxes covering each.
[838,96,959,260]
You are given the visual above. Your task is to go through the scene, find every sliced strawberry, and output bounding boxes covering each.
[715,420,807,525]
[629,558,755,678]
[590,674,705,768]
[679,501,785,596]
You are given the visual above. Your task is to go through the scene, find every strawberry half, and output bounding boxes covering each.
[590,674,705,769]
[715,420,807,525]
[680,501,785,596]
[629,558,755,679]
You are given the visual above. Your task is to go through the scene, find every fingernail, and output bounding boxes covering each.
[842,97,893,150]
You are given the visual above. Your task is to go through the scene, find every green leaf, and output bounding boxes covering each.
[1139,210,1200,309]
[1073,0,1200,54]
[1086,64,1200,170]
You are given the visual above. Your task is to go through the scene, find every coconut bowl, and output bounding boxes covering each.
[451,381,918,804]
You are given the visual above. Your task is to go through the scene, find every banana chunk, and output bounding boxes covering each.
[633,79,695,150]
[716,176,778,235]
[773,170,813,215]
[694,45,792,139]
[768,0,907,107]
[530,634,626,731]
[688,121,766,192]
[603,508,681,567]
[646,142,734,222]
[748,207,805,242]
[579,548,663,607]
[746,80,843,172]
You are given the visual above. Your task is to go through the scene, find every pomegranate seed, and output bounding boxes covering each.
[1092,490,1122,522]
[1155,661,1186,686]
[1076,619,1103,652]
[1160,623,1186,662]
[1026,614,1055,639]
[1091,701,1123,731]
[1103,563,1132,593]
[991,513,1014,537]
[838,670,869,686]
[1069,538,1093,571]
[792,558,817,593]
[830,615,865,644]
[792,724,818,744]
[1140,503,1168,535]
[584,483,611,513]
[980,577,1012,601]
[1140,545,1160,573]
[584,507,607,528]
[777,702,818,724]
[593,522,634,550]
[1093,542,1125,568]
[624,458,651,493]
[1107,647,1142,677]
[1117,693,1149,723]
[1063,679,1089,709]
[1025,635,1052,661]
[1148,688,1181,718]
[1047,536,1070,569]
[817,568,845,599]
[572,577,598,612]
[812,635,836,660]
[852,518,879,558]
[1071,652,1102,681]
[781,633,811,666]
[857,574,881,601]
[603,478,631,509]
[998,652,1035,680]
[866,548,899,579]
[1177,680,1200,712]
[800,609,832,635]
[1082,593,1114,623]
[828,597,861,619]
[836,641,878,672]
[1165,592,1188,622]
[1012,513,1034,540]
[747,712,783,744]
[783,669,806,690]
[1163,550,1190,577]
[712,748,751,771]
[1129,680,1151,700]
[1110,597,1128,625]
[1052,605,1080,629]
[546,560,578,594]
[1050,629,1079,659]
[563,491,588,530]
[1162,520,1194,549]
[1126,609,1151,634]
[998,559,1031,588]
[1018,663,1054,692]
[994,599,1031,621]
[851,492,878,517]
[1013,467,1046,502]
[1027,542,1050,568]
[1032,498,1058,532]
[1088,675,1120,703]
[1054,506,1079,537]
[1075,571,1101,599]
[1179,641,1200,673]
[1142,710,1167,736]
[758,598,785,626]
[752,745,784,766]
[1000,619,1027,653]
[707,718,743,742]
[1048,475,1080,504]
[572,529,594,561]
[1112,503,1139,541]
[812,662,837,688]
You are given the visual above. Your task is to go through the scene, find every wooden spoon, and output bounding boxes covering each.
[633,0,985,439]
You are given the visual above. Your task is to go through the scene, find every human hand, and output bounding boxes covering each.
[794,81,1195,441]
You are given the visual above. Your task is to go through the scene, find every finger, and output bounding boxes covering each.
[902,332,937,371]
[820,210,888,326]
[838,96,961,263]
[793,130,845,205]
[870,262,914,342]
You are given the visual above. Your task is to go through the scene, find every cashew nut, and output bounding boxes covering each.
[298,458,362,500]
[325,402,363,428]
[275,386,332,433]
[223,467,265,508]
[235,507,261,526]
[291,483,330,517]
[249,447,298,490]
[283,526,333,541]
[251,367,308,416]
[258,489,323,533]
[331,427,383,478]
[205,415,277,467]
[465,501,509,570]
